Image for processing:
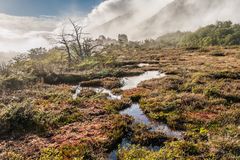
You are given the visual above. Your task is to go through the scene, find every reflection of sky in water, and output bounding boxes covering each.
[92,88,122,100]
[121,71,166,90]
[120,103,151,125]
[120,103,183,139]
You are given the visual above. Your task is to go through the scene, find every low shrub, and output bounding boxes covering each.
[0,103,47,136]
[210,51,225,56]
[208,71,240,80]
[131,124,168,146]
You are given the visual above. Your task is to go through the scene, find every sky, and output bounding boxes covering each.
[0,0,101,17]
[0,0,102,62]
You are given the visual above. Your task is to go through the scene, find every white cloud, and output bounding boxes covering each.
[0,13,64,61]
[86,0,174,39]
[85,0,240,39]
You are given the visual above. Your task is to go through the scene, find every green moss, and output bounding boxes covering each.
[43,92,71,104]
[131,124,168,146]
[54,107,83,126]
[0,74,36,91]
[148,112,168,122]
[166,112,186,130]
[181,72,207,92]
[204,87,222,98]
[209,71,240,80]
[68,97,84,105]
[106,115,132,149]
[40,144,93,160]
[216,109,240,126]
[208,98,228,106]
[77,57,99,71]
[204,86,240,104]
[118,145,157,160]
[140,95,179,114]
[184,128,209,142]
[118,141,209,160]
[191,85,205,94]
[0,151,24,160]
[216,141,240,158]
[104,100,130,113]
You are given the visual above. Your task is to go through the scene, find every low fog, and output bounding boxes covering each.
[1,0,240,61]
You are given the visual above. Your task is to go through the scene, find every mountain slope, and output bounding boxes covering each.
[139,0,240,38]
[89,0,240,40]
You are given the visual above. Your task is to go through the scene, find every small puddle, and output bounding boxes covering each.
[138,63,150,67]
[108,138,131,160]
[121,71,166,90]
[120,103,183,139]
[108,103,182,160]
[73,86,81,100]
[120,103,151,125]
[73,87,121,100]
[91,88,122,100]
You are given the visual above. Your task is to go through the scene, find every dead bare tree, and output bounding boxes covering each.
[58,28,72,66]
[58,19,101,66]
[28,47,47,60]
[69,19,84,58]
[82,38,100,57]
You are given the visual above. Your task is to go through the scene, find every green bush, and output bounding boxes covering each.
[0,76,24,90]
[0,103,47,136]
[181,21,240,47]
[156,21,240,47]
[210,51,225,56]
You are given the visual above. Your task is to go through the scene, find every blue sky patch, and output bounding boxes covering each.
[0,0,101,17]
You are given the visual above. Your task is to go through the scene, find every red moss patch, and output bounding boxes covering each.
[122,88,150,98]
[0,135,51,159]
[186,111,218,122]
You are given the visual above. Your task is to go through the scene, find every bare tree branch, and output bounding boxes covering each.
[58,19,103,65]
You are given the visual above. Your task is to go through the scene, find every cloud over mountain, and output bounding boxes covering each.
[86,0,240,40]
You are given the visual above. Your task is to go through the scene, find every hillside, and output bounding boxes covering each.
[90,0,240,39]
[155,21,240,47]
